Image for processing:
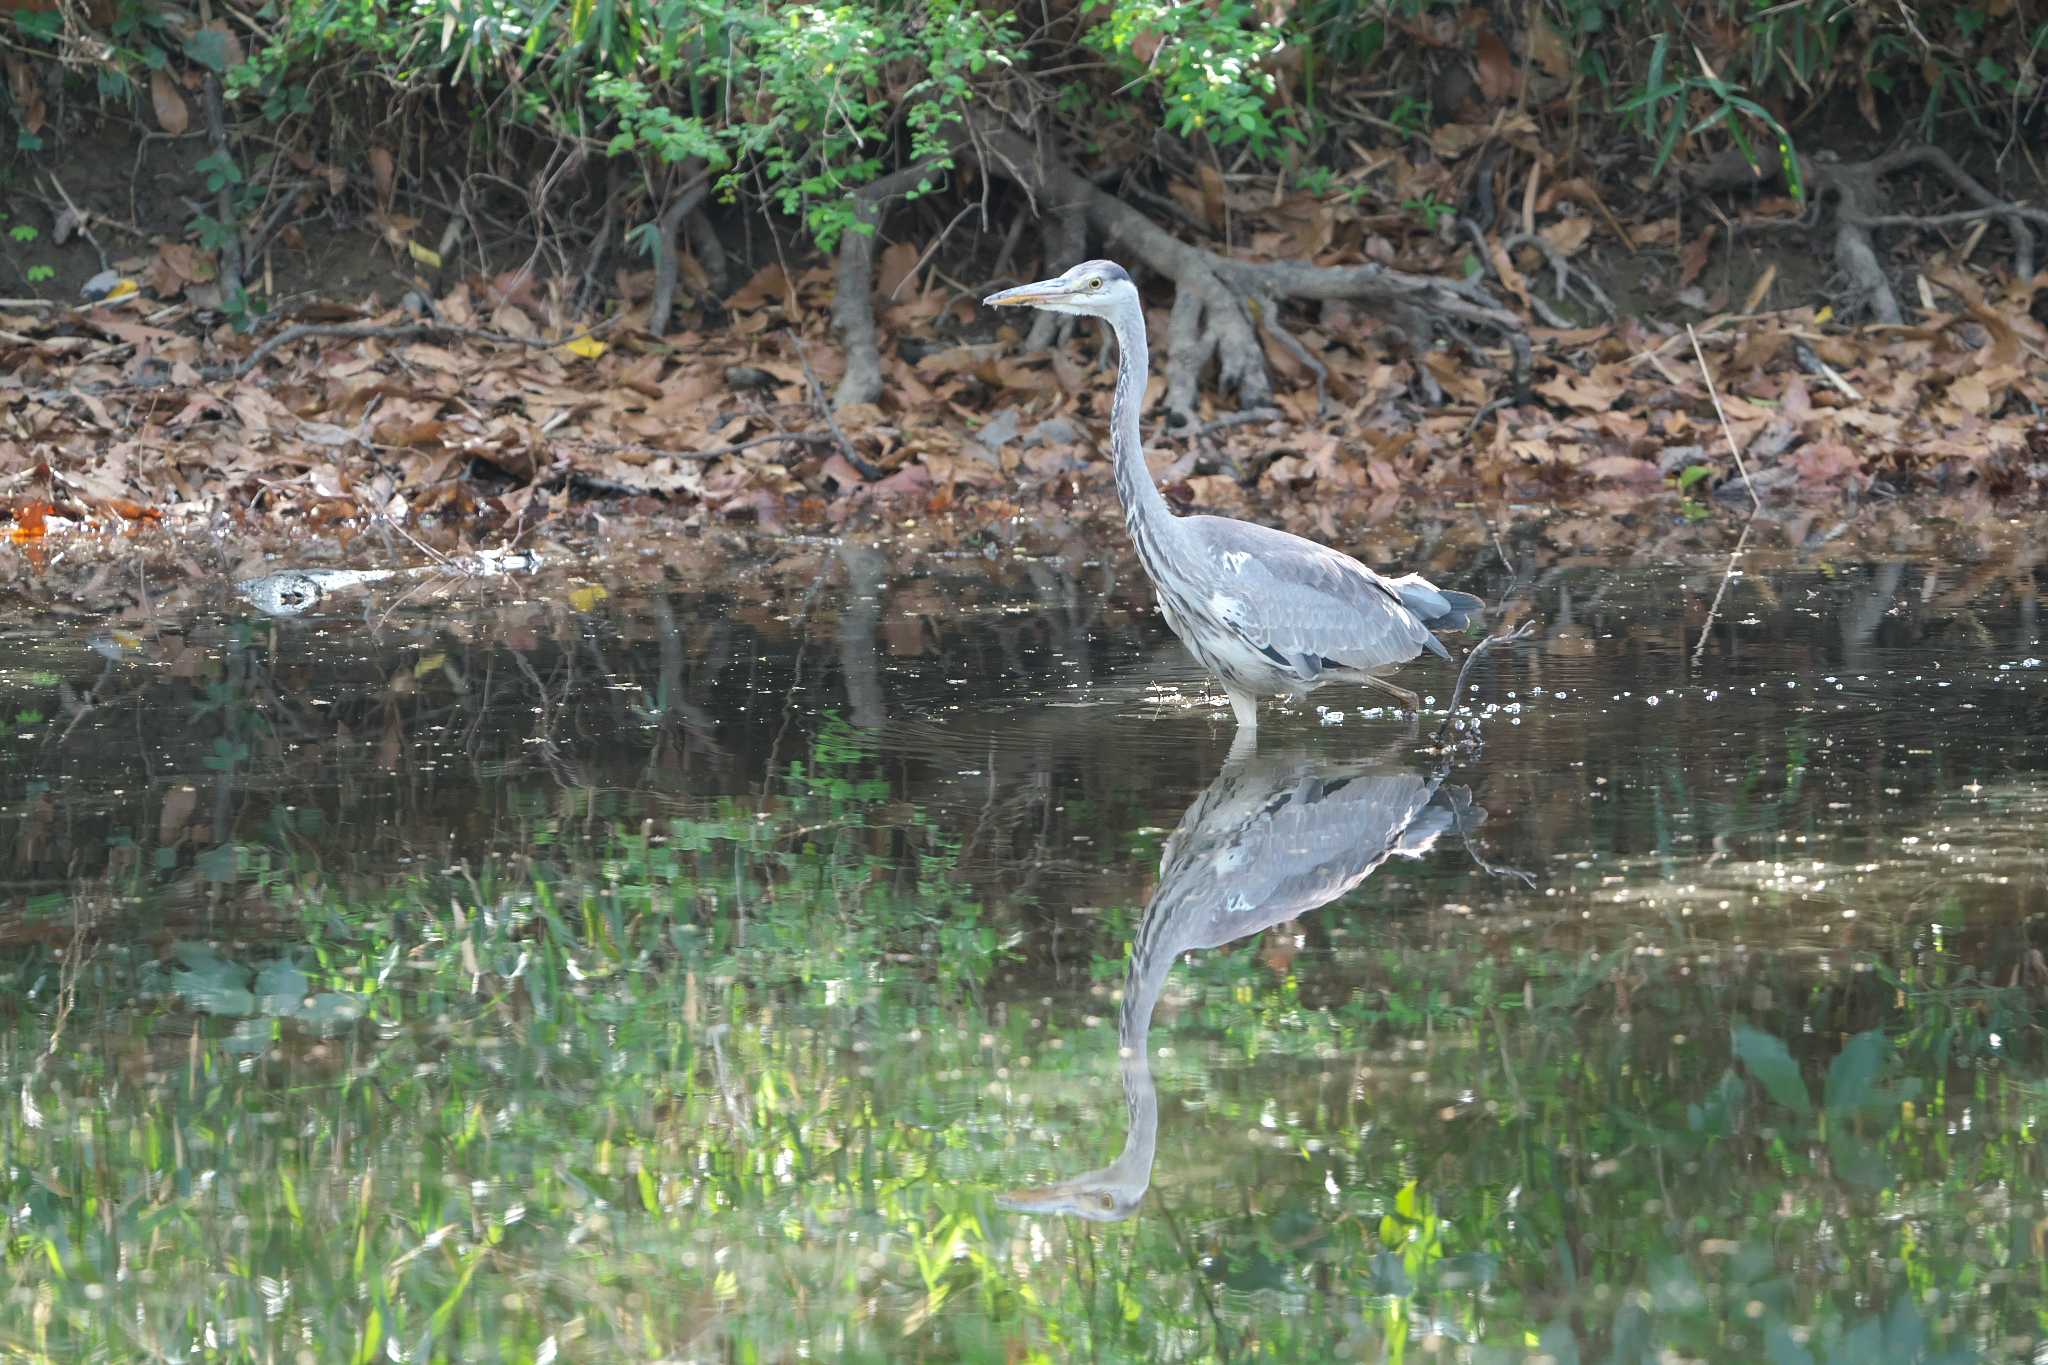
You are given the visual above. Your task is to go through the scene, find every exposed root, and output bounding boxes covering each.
[1501,231,1616,325]
[979,128,1530,423]
[1688,142,2048,324]
[201,73,243,296]
[831,157,951,409]
[686,207,730,298]
[575,161,624,317]
[646,163,713,338]
[1249,292,1330,414]
[1025,196,1089,352]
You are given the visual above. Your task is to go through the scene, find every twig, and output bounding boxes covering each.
[1158,407,1283,441]
[1450,793,1536,888]
[201,71,243,296]
[1691,515,1755,666]
[42,174,109,270]
[1686,323,1762,512]
[888,203,978,303]
[1432,620,1537,747]
[788,333,883,480]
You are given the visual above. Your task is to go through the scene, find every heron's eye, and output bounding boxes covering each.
[1087,277,1103,291]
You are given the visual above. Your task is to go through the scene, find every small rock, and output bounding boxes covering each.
[1657,444,1706,475]
[1022,416,1078,447]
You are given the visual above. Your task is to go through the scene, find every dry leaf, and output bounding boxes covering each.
[150,69,189,135]
[1528,14,1572,79]
[1474,29,1518,102]
[368,146,396,206]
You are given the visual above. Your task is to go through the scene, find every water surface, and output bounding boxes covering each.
[1,507,2044,1362]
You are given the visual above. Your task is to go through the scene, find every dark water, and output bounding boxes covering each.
[2,511,2045,1363]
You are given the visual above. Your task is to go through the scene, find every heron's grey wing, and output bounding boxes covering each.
[1180,516,1444,676]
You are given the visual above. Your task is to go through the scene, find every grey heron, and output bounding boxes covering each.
[985,261,1484,730]
[998,747,1480,1221]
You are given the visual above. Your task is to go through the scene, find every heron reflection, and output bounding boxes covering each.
[1001,748,1494,1222]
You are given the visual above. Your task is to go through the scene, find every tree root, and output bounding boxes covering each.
[646,163,712,337]
[1501,232,1616,326]
[831,157,950,409]
[201,72,243,297]
[1688,143,2048,325]
[686,208,730,297]
[575,162,624,317]
[1025,195,1089,352]
[979,128,1530,423]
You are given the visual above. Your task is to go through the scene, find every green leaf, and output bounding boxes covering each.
[184,28,231,72]
[1823,1029,1886,1115]
[1764,1321,1815,1365]
[1677,464,1712,490]
[255,960,310,1016]
[1732,1023,1810,1113]
[172,950,255,1015]
[197,843,241,884]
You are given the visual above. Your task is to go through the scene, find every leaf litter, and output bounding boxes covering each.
[1,153,2044,571]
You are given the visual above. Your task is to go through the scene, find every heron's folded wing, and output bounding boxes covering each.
[1183,516,1439,672]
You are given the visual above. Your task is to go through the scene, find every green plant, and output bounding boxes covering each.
[1082,0,1297,154]
[1618,33,1803,198]
[1402,191,1454,230]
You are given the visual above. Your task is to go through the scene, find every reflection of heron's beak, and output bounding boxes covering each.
[982,280,1070,308]
[996,1180,1126,1220]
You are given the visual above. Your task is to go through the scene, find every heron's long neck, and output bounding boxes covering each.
[1105,307,1180,563]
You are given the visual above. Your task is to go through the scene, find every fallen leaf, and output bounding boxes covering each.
[150,69,189,135]
[368,146,396,205]
[1539,217,1593,256]
[1474,29,1518,102]
[1528,13,1572,79]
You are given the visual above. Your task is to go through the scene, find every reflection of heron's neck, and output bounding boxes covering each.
[1100,886,1197,1193]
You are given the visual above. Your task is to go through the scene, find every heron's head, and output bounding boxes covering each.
[997,1171,1147,1223]
[983,260,1137,318]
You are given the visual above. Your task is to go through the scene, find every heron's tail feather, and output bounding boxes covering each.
[1386,574,1485,631]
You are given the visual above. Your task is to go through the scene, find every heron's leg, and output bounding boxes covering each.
[1361,675,1420,711]
[1225,725,1260,765]
[1226,689,1261,729]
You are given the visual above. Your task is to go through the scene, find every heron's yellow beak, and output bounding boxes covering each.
[982,280,1070,308]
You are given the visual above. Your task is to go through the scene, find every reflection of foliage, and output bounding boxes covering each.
[0,758,2044,1359]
